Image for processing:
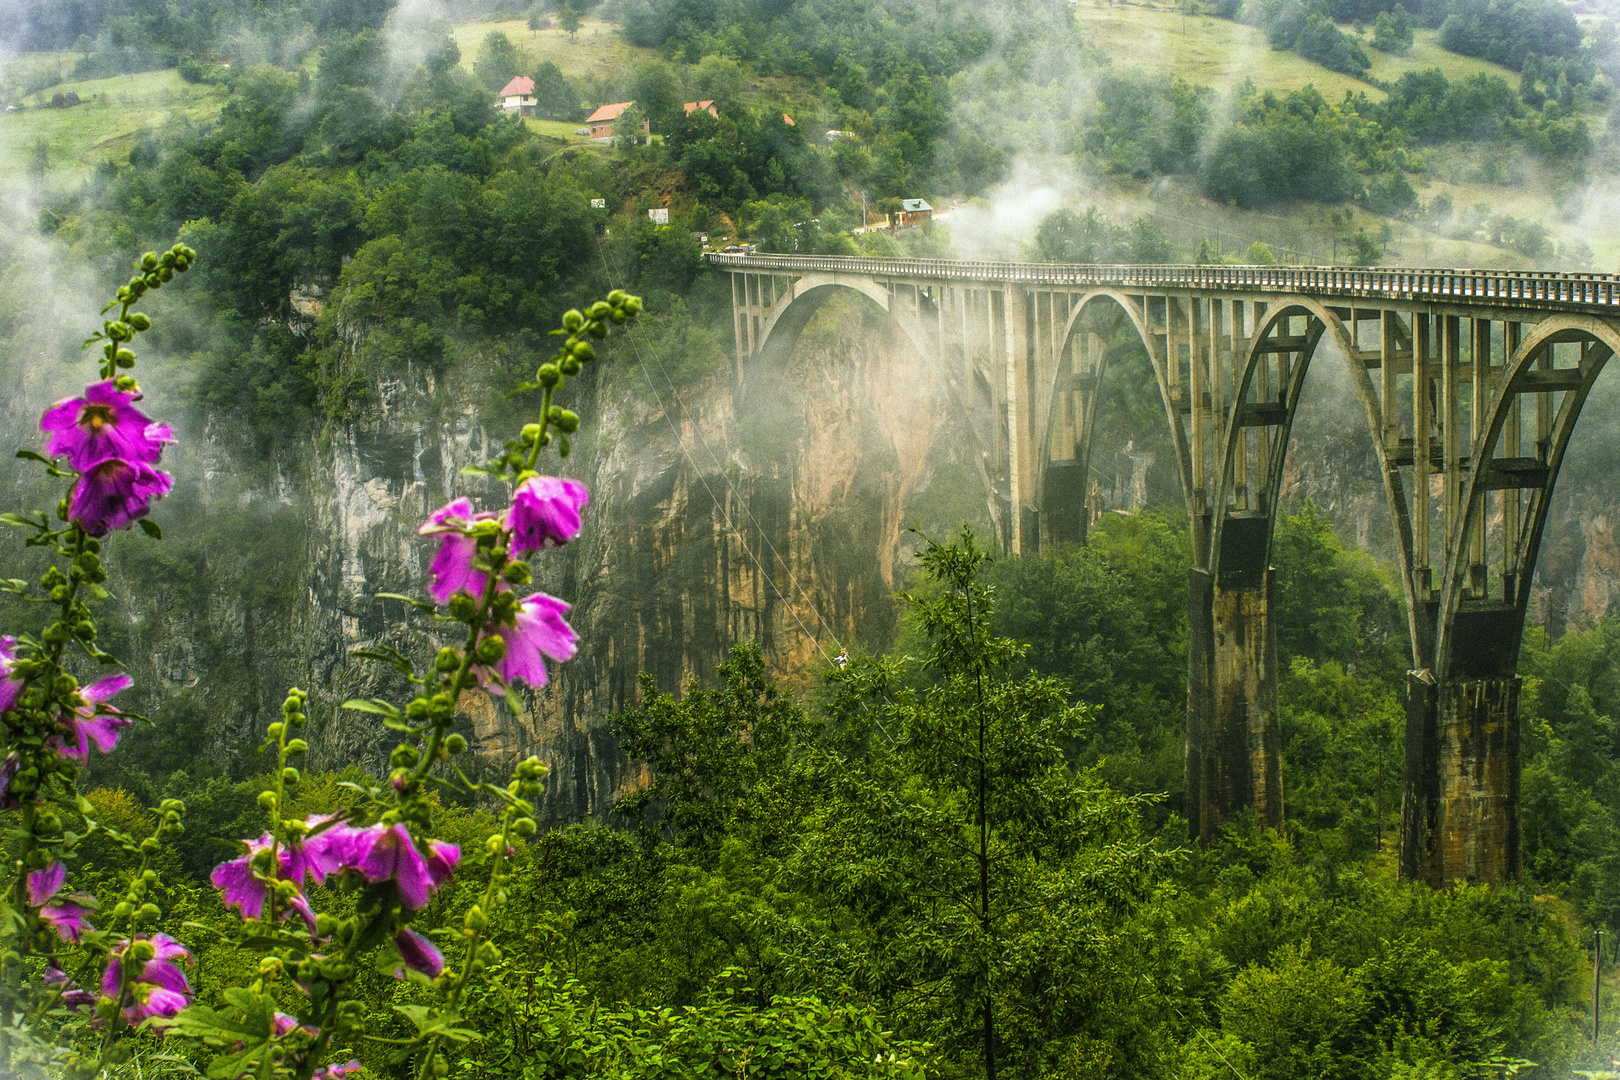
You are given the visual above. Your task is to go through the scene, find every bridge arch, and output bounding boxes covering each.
[744,273,902,371]
[1032,289,1190,548]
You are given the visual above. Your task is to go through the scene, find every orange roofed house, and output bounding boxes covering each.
[683,100,718,117]
[587,101,649,141]
[498,76,537,116]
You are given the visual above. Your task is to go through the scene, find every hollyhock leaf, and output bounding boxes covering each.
[137,518,162,539]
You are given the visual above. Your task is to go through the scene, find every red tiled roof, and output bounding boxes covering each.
[499,76,535,97]
[587,101,635,123]
[683,99,716,114]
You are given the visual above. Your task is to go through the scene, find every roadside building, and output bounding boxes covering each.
[893,198,933,228]
[587,101,648,141]
[497,76,537,116]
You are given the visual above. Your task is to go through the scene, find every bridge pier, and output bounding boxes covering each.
[1400,673,1521,887]
[1187,567,1284,845]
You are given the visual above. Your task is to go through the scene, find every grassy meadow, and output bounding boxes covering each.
[0,66,227,186]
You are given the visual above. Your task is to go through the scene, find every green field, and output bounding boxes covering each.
[1075,3,1517,99]
[451,16,656,97]
[0,66,226,186]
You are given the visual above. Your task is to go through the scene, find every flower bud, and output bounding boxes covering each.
[258,791,278,811]
[115,349,135,368]
[464,905,488,933]
[448,594,478,621]
[390,744,419,769]
[608,289,627,304]
[521,423,541,445]
[560,357,581,376]
[610,309,627,325]
[136,902,161,923]
[588,301,612,320]
[562,309,585,331]
[502,560,531,585]
[115,375,137,391]
[128,939,154,962]
[511,816,537,837]
[140,252,159,271]
[285,738,308,755]
[128,313,151,331]
[275,879,299,900]
[267,722,284,739]
[258,956,282,976]
[556,410,580,434]
[624,295,643,314]
[445,733,467,755]
[571,340,595,362]
[588,320,608,339]
[282,767,300,785]
[537,363,560,388]
[476,635,507,663]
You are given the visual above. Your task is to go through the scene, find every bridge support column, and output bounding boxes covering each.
[1187,568,1284,845]
[1400,673,1521,887]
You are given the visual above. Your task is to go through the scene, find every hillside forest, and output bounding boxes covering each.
[5,0,1620,1077]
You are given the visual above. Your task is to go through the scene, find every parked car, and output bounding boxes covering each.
[720,245,743,253]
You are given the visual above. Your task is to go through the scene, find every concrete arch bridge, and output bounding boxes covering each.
[709,250,1620,888]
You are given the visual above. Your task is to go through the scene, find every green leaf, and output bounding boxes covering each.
[393,1005,482,1044]
[376,592,437,614]
[137,518,163,539]
[459,464,499,477]
[0,513,38,529]
[352,645,424,684]
[14,450,52,465]
[340,696,403,722]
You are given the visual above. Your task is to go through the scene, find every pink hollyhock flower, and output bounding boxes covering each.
[69,457,172,537]
[55,674,133,765]
[27,861,95,944]
[485,593,577,692]
[102,933,192,1025]
[354,824,438,910]
[419,497,503,605]
[313,1062,362,1080]
[0,637,20,716]
[210,835,316,931]
[426,841,459,891]
[40,381,174,471]
[45,964,96,1010]
[296,816,370,885]
[507,476,588,555]
[392,926,445,979]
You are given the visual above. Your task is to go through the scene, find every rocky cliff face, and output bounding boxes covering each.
[66,291,987,824]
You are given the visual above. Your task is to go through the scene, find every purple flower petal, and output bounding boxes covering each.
[211,848,267,921]
[298,817,368,884]
[313,1061,362,1080]
[392,926,445,978]
[41,381,174,471]
[494,593,577,690]
[45,964,95,1010]
[507,476,588,554]
[69,456,172,537]
[0,637,20,716]
[356,825,435,910]
[427,841,459,891]
[27,861,65,907]
[41,899,92,944]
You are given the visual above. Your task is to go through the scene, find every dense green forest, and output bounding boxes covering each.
[7,0,1620,1075]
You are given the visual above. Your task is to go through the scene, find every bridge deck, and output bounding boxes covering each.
[706,252,1620,315]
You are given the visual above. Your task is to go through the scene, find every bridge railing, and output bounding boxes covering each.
[705,252,1620,313]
